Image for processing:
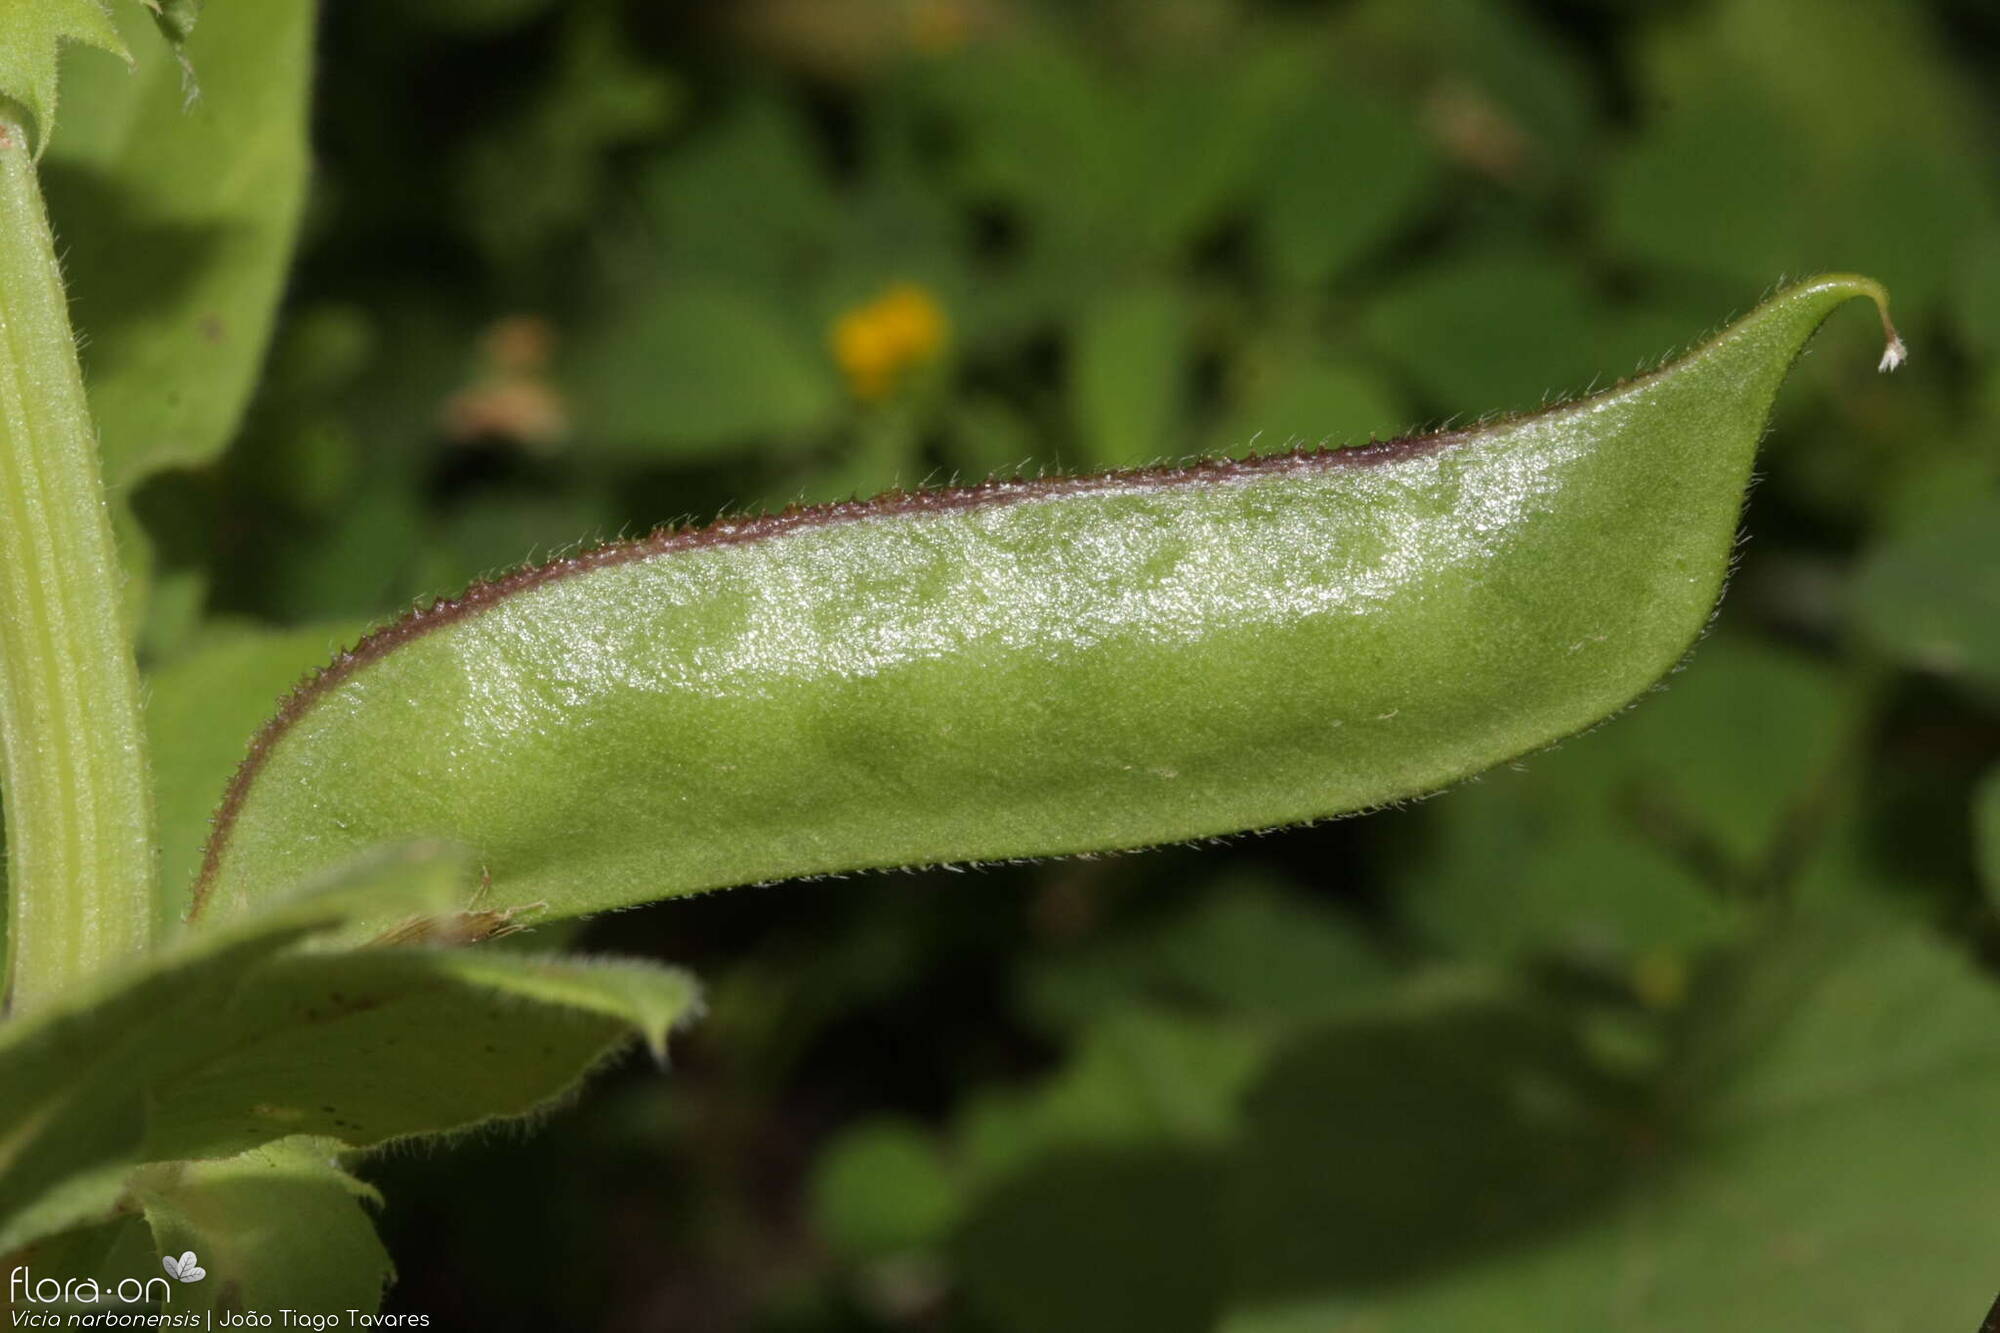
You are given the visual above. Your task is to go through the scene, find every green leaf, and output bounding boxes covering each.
[1851,492,2000,692]
[0,846,460,1252]
[130,946,700,1164]
[1228,987,1624,1305]
[1334,0,1594,189]
[921,30,1114,253]
[1222,923,2000,1330]
[1601,0,1995,316]
[0,0,127,154]
[1114,55,1300,260]
[810,1117,961,1260]
[190,277,1902,933]
[1364,252,1602,414]
[454,4,677,264]
[133,1139,393,1317]
[1023,877,1394,1031]
[1252,84,1439,288]
[1070,285,1192,468]
[0,845,702,1253]
[1,1213,157,1297]
[1392,637,1854,964]
[958,1011,1269,1190]
[638,91,836,299]
[1599,79,1818,295]
[923,29,1297,263]
[46,0,313,493]
[565,281,840,457]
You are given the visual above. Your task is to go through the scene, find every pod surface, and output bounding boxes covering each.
[192,276,1896,927]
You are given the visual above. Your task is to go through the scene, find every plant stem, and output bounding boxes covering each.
[0,114,155,1012]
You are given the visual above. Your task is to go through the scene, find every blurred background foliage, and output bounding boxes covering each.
[55,0,2000,1326]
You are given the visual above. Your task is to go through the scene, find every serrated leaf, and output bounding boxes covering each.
[147,0,197,45]
[189,278,1900,935]
[0,0,126,153]
[0,845,462,1252]
[133,1139,392,1317]
[2,841,699,1256]
[140,948,700,1163]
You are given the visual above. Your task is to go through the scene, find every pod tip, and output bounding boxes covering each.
[1877,332,1908,374]
[1865,280,1907,373]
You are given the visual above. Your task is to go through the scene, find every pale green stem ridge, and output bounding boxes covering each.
[0,114,155,1012]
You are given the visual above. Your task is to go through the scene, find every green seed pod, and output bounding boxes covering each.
[190,275,1902,930]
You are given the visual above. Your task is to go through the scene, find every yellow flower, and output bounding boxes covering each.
[830,282,949,401]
